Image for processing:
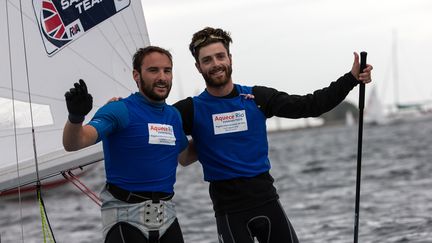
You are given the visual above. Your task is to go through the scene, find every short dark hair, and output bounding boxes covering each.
[133,46,173,72]
[189,27,232,61]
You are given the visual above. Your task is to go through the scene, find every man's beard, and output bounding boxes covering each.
[202,64,233,88]
[139,76,171,101]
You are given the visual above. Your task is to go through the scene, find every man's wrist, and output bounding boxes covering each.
[68,113,85,124]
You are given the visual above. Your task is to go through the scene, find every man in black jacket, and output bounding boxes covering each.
[174,27,373,243]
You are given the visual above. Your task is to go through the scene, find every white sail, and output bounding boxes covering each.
[0,0,150,191]
[364,85,387,125]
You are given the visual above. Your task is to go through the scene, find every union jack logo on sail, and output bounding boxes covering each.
[33,0,131,56]
[41,0,68,41]
[37,0,74,53]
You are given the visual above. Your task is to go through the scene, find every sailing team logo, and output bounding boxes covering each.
[39,0,70,49]
[32,0,130,56]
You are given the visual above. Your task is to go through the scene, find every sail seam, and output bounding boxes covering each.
[131,2,148,45]
[121,13,139,48]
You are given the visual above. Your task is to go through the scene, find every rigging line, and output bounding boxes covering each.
[37,188,57,243]
[18,0,57,241]
[62,171,102,206]
[18,0,39,184]
[132,2,148,45]
[6,1,134,93]
[5,0,25,241]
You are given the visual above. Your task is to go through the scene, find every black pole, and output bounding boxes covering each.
[354,51,367,243]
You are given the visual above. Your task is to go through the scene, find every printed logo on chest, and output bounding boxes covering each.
[212,110,248,135]
[148,123,176,145]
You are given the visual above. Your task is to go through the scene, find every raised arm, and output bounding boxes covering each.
[63,122,98,151]
[253,52,373,119]
[62,79,97,151]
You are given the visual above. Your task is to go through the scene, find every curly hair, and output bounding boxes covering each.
[133,46,172,73]
[189,27,232,61]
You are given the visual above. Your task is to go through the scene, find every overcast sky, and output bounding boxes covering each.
[140,0,432,108]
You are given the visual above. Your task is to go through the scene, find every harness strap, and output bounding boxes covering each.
[106,183,173,203]
[152,193,160,203]
[148,230,160,243]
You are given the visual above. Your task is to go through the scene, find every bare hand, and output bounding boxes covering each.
[106,97,122,104]
[351,52,373,84]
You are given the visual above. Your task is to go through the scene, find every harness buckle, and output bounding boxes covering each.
[143,201,165,228]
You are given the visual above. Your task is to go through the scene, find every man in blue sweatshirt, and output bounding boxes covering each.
[63,46,194,243]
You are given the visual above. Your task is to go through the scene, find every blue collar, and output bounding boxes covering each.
[133,92,166,109]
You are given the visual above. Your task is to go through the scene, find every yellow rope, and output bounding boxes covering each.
[37,190,56,243]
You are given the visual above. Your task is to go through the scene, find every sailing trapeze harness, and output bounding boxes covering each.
[101,184,177,242]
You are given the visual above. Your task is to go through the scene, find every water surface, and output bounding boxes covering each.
[1,118,431,243]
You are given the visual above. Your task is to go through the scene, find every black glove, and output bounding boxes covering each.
[65,79,93,123]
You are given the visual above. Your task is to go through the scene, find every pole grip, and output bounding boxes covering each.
[358,52,367,110]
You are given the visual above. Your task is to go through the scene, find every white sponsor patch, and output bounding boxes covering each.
[212,110,248,135]
[148,123,176,145]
